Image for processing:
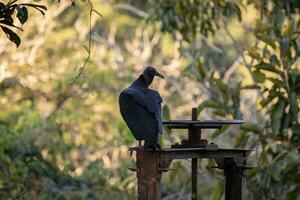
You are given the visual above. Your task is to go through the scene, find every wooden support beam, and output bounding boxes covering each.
[224,158,246,200]
[136,150,161,200]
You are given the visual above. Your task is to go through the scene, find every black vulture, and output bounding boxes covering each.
[119,66,164,149]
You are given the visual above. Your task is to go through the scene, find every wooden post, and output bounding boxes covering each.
[224,158,245,200]
[136,150,161,200]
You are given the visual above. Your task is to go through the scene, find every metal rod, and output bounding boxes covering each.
[191,108,198,200]
[163,119,244,124]
[192,158,198,200]
[166,124,223,129]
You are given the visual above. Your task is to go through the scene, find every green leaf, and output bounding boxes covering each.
[254,20,274,33]
[280,112,290,131]
[291,39,299,59]
[267,78,286,88]
[270,163,281,181]
[162,104,171,134]
[16,6,28,25]
[252,70,266,83]
[255,33,276,48]
[286,152,300,165]
[269,55,280,67]
[242,84,261,90]
[198,100,223,114]
[215,79,228,94]
[279,38,290,58]
[247,167,260,179]
[0,25,21,47]
[240,123,261,134]
[247,47,260,59]
[275,9,285,31]
[289,92,298,121]
[283,19,295,38]
[197,58,206,78]
[162,104,170,120]
[260,91,278,107]
[212,124,229,138]
[234,131,247,147]
[255,62,281,73]
[213,109,227,117]
[271,100,285,135]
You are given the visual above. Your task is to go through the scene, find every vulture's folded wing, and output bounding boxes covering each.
[122,88,147,107]
[119,90,158,141]
[145,90,163,134]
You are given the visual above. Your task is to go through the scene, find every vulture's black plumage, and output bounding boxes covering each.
[119,66,164,149]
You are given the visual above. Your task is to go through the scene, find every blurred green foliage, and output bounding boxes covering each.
[0,0,299,200]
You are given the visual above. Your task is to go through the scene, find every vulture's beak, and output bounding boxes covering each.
[155,71,164,79]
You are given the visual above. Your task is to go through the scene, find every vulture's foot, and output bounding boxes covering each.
[155,143,161,149]
[143,143,161,150]
[143,145,155,150]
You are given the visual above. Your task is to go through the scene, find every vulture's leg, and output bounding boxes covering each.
[138,140,142,147]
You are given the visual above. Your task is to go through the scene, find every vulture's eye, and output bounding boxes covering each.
[149,70,155,76]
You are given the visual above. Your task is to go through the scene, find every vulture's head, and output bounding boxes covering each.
[142,66,164,86]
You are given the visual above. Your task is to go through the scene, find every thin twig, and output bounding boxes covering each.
[69,0,93,85]
[114,4,149,18]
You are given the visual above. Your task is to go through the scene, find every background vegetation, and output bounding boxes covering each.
[0,0,299,199]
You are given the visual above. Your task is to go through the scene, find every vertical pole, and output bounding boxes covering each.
[188,108,201,142]
[191,108,198,200]
[191,158,198,200]
[224,158,245,200]
[137,150,161,200]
